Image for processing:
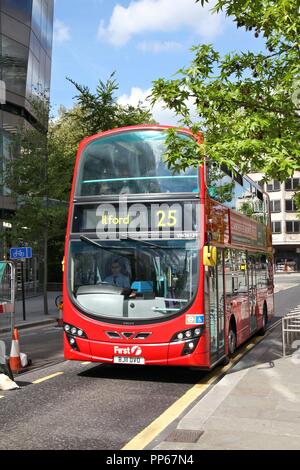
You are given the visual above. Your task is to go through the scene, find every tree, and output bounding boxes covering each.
[151,0,299,197]
[66,71,155,135]
[4,112,68,315]
[4,73,155,314]
[48,73,156,200]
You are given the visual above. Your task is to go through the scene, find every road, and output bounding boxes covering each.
[0,274,299,450]
[14,273,300,372]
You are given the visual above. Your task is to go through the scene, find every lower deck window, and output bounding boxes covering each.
[68,239,199,321]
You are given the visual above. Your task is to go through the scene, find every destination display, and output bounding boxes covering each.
[72,199,200,240]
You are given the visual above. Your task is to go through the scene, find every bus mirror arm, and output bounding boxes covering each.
[207,231,213,244]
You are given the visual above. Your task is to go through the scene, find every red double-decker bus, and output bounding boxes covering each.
[63,125,274,368]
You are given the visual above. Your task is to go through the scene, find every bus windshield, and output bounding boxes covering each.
[68,238,198,321]
[75,129,199,196]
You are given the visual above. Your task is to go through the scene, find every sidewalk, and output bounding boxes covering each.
[13,291,61,330]
[153,322,300,450]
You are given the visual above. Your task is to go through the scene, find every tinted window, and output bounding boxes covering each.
[285,178,300,191]
[69,239,199,321]
[270,200,281,212]
[272,221,281,233]
[285,200,294,211]
[207,164,269,223]
[206,163,234,205]
[76,130,199,196]
[267,180,280,191]
[1,36,28,96]
[1,0,32,26]
[286,221,300,233]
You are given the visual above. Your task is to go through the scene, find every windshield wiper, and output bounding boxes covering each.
[80,235,121,256]
[80,234,163,253]
[121,235,162,250]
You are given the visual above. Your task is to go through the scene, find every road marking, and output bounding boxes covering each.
[122,334,266,450]
[274,283,300,293]
[0,396,4,399]
[81,362,91,365]
[32,372,64,384]
[268,319,282,331]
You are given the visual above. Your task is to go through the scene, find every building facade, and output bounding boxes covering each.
[250,172,300,272]
[0,0,54,294]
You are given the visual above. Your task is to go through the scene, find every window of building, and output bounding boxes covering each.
[285,199,297,212]
[286,221,300,234]
[285,178,300,191]
[266,180,280,192]
[1,0,32,26]
[32,0,42,40]
[1,35,28,96]
[46,0,54,57]
[270,200,281,213]
[272,221,281,234]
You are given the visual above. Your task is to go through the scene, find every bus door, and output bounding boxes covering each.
[229,251,250,344]
[206,250,225,363]
[248,256,258,334]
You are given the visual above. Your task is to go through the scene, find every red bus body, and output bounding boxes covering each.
[63,125,274,369]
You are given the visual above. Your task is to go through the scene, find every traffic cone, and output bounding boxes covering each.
[9,328,22,373]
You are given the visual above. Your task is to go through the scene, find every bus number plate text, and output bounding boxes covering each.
[113,356,145,365]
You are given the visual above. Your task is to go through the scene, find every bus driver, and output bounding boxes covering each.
[104,259,131,288]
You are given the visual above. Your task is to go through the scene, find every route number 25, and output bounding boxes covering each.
[157,210,177,227]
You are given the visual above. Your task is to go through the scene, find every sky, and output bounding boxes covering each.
[51,0,266,124]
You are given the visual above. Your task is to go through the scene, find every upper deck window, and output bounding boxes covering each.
[75,130,199,197]
[206,162,269,224]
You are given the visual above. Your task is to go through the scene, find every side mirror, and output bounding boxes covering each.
[203,246,217,266]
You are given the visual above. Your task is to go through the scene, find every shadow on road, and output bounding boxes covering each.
[78,363,208,385]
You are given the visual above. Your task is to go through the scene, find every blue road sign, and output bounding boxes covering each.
[9,247,32,260]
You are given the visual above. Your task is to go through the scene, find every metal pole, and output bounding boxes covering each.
[282,318,285,357]
[21,260,26,321]
[10,262,15,335]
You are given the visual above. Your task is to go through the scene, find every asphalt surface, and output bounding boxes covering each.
[0,361,207,449]
[0,324,64,373]
[273,274,300,317]
[0,274,299,450]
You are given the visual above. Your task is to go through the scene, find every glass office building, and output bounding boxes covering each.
[0,0,54,207]
[0,0,54,293]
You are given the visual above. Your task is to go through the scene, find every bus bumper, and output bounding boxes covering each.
[64,335,209,367]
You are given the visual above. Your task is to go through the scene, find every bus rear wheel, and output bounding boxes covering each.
[228,323,237,356]
[258,304,268,336]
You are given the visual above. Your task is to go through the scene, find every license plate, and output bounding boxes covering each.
[113,356,145,365]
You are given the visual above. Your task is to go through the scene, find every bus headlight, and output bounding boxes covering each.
[66,335,79,351]
[170,326,204,343]
[64,323,87,339]
[181,338,201,356]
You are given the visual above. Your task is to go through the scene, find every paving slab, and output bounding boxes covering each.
[154,323,300,450]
